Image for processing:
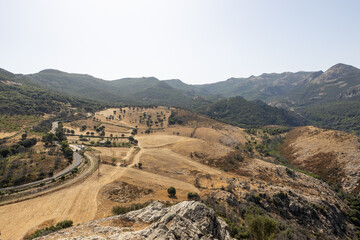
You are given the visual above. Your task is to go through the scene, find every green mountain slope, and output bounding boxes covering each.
[25,70,209,108]
[200,96,308,127]
[297,100,360,135]
[0,69,105,115]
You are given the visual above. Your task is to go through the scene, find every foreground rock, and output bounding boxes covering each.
[36,201,234,240]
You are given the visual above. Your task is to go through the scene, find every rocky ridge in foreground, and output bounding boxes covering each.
[36,201,233,240]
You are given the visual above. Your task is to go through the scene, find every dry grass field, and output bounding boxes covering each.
[0,107,357,239]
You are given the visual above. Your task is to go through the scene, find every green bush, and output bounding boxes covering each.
[112,202,150,215]
[187,192,200,200]
[28,220,73,239]
[248,215,278,240]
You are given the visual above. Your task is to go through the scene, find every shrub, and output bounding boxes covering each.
[187,192,200,200]
[248,215,278,240]
[167,187,176,197]
[112,202,150,215]
[28,220,73,239]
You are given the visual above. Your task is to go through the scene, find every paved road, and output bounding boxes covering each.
[0,121,82,192]
[50,121,58,134]
[0,152,82,191]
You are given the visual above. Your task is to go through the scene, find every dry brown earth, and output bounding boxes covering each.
[282,126,360,193]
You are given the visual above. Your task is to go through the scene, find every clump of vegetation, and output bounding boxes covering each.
[112,202,151,215]
[167,187,176,197]
[0,137,37,159]
[187,192,200,201]
[168,111,184,125]
[206,150,244,172]
[26,220,73,239]
[248,215,278,240]
[334,190,360,238]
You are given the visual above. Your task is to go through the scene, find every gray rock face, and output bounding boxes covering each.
[36,201,234,240]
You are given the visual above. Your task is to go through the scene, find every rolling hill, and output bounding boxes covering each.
[0,68,303,127]
[2,64,359,131]
[0,69,105,115]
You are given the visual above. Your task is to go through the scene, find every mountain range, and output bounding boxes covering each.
[1,63,360,132]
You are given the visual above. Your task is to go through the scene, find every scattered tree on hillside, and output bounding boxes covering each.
[167,187,176,197]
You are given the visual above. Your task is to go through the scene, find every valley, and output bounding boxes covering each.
[1,2,359,239]
[0,107,359,239]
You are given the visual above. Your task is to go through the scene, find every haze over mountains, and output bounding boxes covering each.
[1,63,360,133]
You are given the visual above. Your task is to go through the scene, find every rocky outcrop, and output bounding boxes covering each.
[338,84,360,99]
[36,201,234,240]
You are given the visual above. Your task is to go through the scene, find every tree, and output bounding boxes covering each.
[42,133,57,145]
[167,187,176,197]
[128,136,134,142]
[70,130,75,135]
[138,162,142,169]
[21,133,27,140]
[63,147,73,163]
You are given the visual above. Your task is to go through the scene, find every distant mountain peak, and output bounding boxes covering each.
[39,69,65,74]
[326,63,358,73]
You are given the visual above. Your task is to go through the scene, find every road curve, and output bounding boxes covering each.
[0,152,82,191]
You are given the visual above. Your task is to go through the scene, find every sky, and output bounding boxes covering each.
[0,0,359,84]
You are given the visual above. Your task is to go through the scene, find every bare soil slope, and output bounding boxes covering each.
[282,126,360,193]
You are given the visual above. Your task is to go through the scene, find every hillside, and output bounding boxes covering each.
[288,64,360,106]
[196,71,314,102]
[1,107,358,240]
[25,70,209,108]
[0,69,105,115]
[165,63,360,107]
[201,96,308,127]
[281,126,360,193]
[0,68,305,128]
[3,64,360,133]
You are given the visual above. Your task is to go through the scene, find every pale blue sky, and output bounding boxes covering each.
[0,0,359,84]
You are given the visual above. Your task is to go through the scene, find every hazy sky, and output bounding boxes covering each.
[0,0,359,84]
